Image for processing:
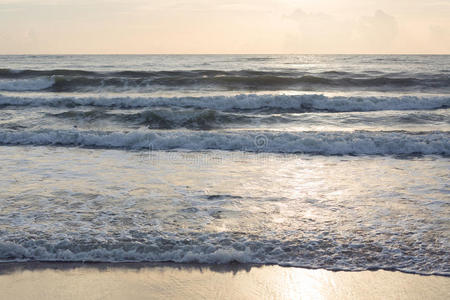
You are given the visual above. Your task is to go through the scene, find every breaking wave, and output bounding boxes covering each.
[1,68,449,91]
[0,236,447,275]
[47,109,252,130]
[1,94,448,112]
[43,108,450,130]
[0,129,448,155]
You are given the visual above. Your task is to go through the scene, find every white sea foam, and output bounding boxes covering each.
[0,93,448,112]
[0,239,447,275]
[0,129,447,155]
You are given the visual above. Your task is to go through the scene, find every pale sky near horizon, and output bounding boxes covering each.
[0,0,449,54]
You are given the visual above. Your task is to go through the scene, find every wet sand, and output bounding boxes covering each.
[0,263,448,299]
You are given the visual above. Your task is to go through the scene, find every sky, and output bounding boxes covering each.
[0,0,449,54]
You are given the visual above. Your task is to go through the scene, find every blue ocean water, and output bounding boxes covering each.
[0,55,448,275]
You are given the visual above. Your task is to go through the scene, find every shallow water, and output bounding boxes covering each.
[0,147,448,274]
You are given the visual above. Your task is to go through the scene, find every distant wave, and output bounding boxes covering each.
[0,68,449,91]
[0,129,448,155]
[1,94,449,112]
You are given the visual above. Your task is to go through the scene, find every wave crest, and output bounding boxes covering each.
[48,109,249,130]
[0,129,448,155]
[1,94,448,112]
[1,68,449,91]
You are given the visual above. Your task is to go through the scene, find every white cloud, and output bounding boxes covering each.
[429,25,450,52]
[0,0,448,53]
[285,8,399,53]
[355,10,398,49]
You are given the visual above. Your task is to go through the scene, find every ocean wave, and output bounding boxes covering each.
[44,108,450,130]
[48,109,252,130]
[38,74,450,92]
[0,68,232,78]
[0,68,449,91]
[1,94,448,112]
[0,77,55,91]
[0,129,447,155]
[0,237,447,275]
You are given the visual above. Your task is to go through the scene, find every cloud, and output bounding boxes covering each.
[285,9,351,53]
[429,25,450,52]
[356,10,398,48]
[288,8,333,23]
[285,8,399,53]
[0,0,447,54]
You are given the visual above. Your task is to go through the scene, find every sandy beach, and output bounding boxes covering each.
[0,263,448,299]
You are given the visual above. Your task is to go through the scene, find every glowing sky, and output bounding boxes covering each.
[0,0,449,54]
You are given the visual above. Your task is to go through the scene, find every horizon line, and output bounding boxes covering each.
[1,53,449,56]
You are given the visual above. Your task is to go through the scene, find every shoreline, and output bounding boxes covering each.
[1,262,449,299]
[0,261,448,277]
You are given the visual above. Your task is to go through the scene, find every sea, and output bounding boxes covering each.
[0,55,448,275]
